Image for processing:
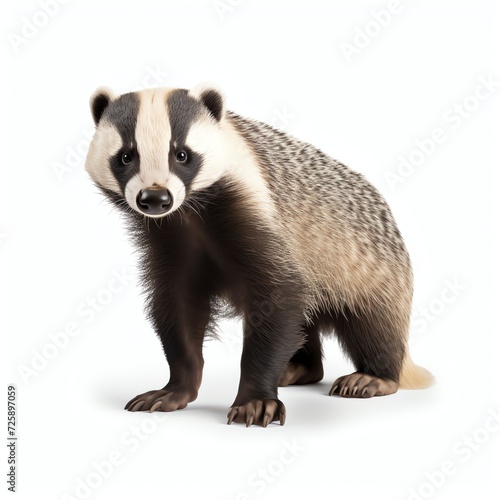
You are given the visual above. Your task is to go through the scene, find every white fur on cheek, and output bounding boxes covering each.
[85,122,122,193]
[185,118,228,191]
[124,173,143,212]
[187,117,276,222]
[167,174,186,213]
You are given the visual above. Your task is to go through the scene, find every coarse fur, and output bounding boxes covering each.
[85,84,433,427]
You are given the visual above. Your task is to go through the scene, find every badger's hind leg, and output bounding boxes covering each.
[279,322,324,386]
[329,301,406,398]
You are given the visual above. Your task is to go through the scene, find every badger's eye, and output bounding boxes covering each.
[121,152,133,165]
[176,150,188,163]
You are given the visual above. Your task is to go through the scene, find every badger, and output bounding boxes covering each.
[84,83,433,427]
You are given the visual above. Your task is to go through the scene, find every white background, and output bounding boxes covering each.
[2,1,499,499]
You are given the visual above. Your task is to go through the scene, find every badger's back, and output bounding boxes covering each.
[227,112,412,318]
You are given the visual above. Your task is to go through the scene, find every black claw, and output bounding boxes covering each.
[150,400,162,412]
[227,409,238,425]
[279,410,286,426]
[130,401,145,412]
[263,415,271,428]
[125,398,137,410]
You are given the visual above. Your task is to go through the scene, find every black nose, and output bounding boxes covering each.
[136,188,173,215]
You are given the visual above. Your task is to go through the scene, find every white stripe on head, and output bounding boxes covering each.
[135,88,172,186]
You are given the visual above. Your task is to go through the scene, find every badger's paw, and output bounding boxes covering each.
[227,399,286,427]
[125,388,195,413]
[329,372,399,398]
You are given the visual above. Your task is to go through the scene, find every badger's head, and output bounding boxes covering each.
[85,84,227,217]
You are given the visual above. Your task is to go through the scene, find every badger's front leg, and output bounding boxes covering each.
[227,293,305,427]
[126,240,211,413]
[125,294,209,412]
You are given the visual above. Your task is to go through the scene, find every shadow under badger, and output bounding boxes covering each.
[85,84,433,427]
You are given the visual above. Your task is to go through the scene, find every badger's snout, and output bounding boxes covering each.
[136,187,173,216]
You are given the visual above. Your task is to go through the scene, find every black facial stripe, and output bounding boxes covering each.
[103,92,139,145]
[110,150,140,194]
[169,147,203,192]
[167,89,205,192]
[167,89,202,143]
[102,92,140,194]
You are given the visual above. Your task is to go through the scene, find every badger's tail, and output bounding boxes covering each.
[399,354,434,389]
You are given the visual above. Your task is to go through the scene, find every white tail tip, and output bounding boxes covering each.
[399,356,434,389]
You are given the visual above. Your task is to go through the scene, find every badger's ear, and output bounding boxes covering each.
[189,83,226,122]
[90,87,116,125]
